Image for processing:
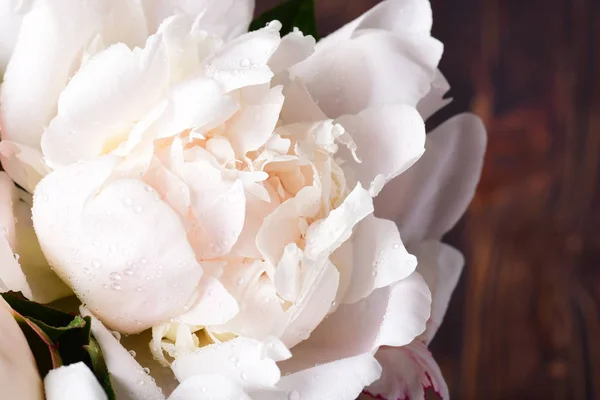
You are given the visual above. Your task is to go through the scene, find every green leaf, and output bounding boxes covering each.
[1,292,115,399]
[250,0,319,40]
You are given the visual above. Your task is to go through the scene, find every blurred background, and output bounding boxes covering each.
[255,1,600,399]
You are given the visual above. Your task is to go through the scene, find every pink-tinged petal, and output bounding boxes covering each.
[168,374,251,400]
[171,336,290,390]
[318,0,435,49]
[283,273,431,370]
[291,31,442,119]
[0,141,50,194]
[363,341,449,400]
[226,85,285,157]
[81,309,166,400]
[0,0,147,149]
[304,183,374,261]
[0,298,44,400]
[411,241,464,343]
[337,105,426,195]
[178,276,239,326]
[45,362,108,400]
[269,31,316,75]
[149,75,239,142]
[375,114,487,245]
[41,33,169,169]
[342,215,417,304]
[275,258,339,348]
[256,185,321,267]
[211,260,285,339]
[33,157,203,333]
[0,1,30,73]
[205,22,281,92]
[417,70,452,120]
[255,353,382,400]
[142,0,254,40]
[280,78,327,125]
[181,165,246,258]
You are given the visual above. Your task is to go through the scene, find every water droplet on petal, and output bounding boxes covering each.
[239,58,251,68]
[142,367,150,374]
[122,197,133,207]
[241,372,248,381]
[111,331,122,341]
[110,272,122,281]
[92,259,102,268]
[140,258,148,265]
[137,380,144,385]
[288,390,301,400]
[236,277,245,286]
[124,268,134,276]
[134,205,143,214]
[392,243,400,249]
[229,356,237,363]
[201,386,207,393]
[128,350,137,357]
[135,285,144,292]
[111,282,122,291]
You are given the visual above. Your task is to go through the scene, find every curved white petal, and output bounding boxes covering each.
[168,374,251,400]
[362,341,449,400]
[269,31,315,75]
[282,272,431,371]
[45,362,107,400]
[417,69,451,120]
[375,113,487,245]
[41,32,170,169]
[255,353,382,400]
[226,85,285,157]
[205,22,281,92]
[81,308,166,400]
[0,0,147,149]
[178,276,239,326]
[318,0,435,49]
[0,0,30,74]
[33,157,203,333]
[0,141,50,193]
[337,105,426,195]
[0,298,43,400]
[342,215,417,304]
[142,0,254,40]
[411,241,464,343]
[171,336,290,391]
[292,30,442,119]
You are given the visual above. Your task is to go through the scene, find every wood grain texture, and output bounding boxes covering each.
[256,0,600,398]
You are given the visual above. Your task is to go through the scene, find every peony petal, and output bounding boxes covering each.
[375,114,487,245]
[81,308,166,400]
[211,260,285,340]
[226,85,285,156]
[279,77,327,125]
[41,33,169,168]
[337,105,426,195]
[13,201,72,303]
[318,0,435,49]
[142,0,254,40]
[0,141,50,194]
[291,30,442,119]
[205,22,281,92]
[275,258,339,348]
[269,30,316,75]
[33,157,203,333]
[256,353,382,400]
[342,215,417,304]
[411,241,464,343]
[168,374,251,400]
[274,243,303,302]
[0,297,44,400]
[417,69,452,120]
[304,183,374,261]
[178,276,239,326]
[283,272,431,370]
[0,0,147,149]
[171,336,290,390]
[362,341,449,400]
[45,362,108,400]
[256,185,321,267]
[0,1,29,74]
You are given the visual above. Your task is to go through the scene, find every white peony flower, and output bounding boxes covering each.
[0,0,486,399]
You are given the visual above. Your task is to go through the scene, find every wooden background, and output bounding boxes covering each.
[256,1,600,399]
